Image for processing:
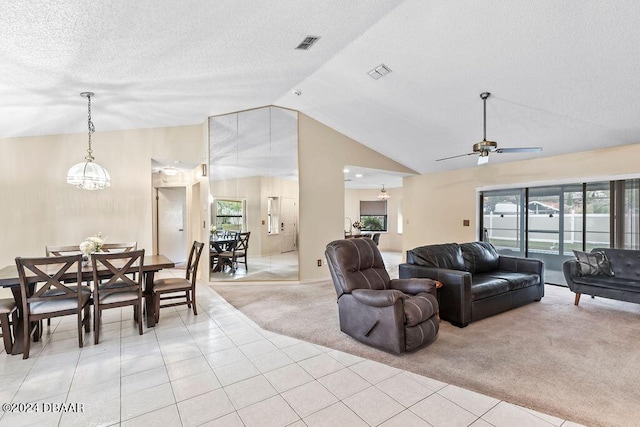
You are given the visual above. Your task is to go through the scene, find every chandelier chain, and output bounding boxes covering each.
[85,93,95,162]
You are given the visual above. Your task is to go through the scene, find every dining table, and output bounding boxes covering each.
[0,254,174,355]
[210,235,238,272]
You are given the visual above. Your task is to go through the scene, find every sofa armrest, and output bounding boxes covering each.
[350,289,406,307]
[399,263,472,327]
[563,259,579,291]
[389,278,437,297]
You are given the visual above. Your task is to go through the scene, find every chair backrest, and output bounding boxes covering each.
[372,233,381,245]
[15,254,84,312]
[45,245,82,257]
[91,250,145,297]
[234,232,250,253]
[324,238,391,299]
[186,241,205,283]
[99,242,137,253]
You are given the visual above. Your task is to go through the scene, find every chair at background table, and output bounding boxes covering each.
[99,242,137,253]
[45,245,81,257]
[153,241,204,322]
[371,233,381,246]
[0,298,16,353]
[91,249,145,344]
[217,232,250,273]
[15,254,91,359]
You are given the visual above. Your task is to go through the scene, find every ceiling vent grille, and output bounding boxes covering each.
[368,64,392,80]
[295,36,321,50]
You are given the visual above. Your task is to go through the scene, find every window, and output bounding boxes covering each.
[360,200,387,231]
[214,199,245,232]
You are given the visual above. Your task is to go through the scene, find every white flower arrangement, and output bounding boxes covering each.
[352,221,364,230]
[210,224,217,233]
[80,232,106,256]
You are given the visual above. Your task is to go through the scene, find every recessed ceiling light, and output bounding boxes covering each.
[295,36,321,50]
[343,168,350,173]
[355,174,363,178]
[367,63,392,80]
[163,166,178,176]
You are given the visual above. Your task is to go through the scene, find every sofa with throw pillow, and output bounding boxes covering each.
[399,241,544,327]
[563,248,640,306]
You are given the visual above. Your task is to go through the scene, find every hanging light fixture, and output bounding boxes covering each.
[377,184,390,200]
[66,92,111,190]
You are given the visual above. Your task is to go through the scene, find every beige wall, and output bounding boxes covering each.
[344,187,403,251]
[403,143,640,254]
[297,114,416,282]
[0,124,204,271]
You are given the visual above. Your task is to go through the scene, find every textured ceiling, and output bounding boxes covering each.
[3,0,640,174]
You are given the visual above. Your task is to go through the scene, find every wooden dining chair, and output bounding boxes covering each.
[15,254,91,359]
[99,242,137,253]
[153,241,204,322]
[217,232,250,273]
[0,298,17,354]
[45,245,82,257]
[91,249,145,344]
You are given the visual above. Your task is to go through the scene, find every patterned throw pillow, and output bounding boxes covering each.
[573,250,614,276]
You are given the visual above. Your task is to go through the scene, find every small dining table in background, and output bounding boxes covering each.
[210,234,238,272]
[0,254,174,355]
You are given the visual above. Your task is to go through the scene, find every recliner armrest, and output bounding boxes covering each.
[350,289,406,307]
[389,278,436,297]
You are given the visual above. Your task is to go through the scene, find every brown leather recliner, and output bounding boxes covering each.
[325,238,439,354]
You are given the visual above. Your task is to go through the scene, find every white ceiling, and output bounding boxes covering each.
[3,1,640,175]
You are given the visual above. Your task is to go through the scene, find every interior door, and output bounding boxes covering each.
[280,197,296,253]
[157,187,187,264]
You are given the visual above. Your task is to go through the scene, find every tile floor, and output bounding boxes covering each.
[0,268,584,427]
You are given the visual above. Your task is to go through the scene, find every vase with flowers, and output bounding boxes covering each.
[80,232,106,266]
[352,221,363,235]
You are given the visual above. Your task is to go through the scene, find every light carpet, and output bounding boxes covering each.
[211,282,640,427]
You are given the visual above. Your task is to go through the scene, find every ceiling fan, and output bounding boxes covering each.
[436,92,542,165]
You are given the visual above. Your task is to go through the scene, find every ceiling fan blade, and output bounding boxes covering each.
[495,147,543,154]
[435,152,476,162]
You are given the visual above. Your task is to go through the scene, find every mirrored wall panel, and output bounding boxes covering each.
[209,106,298,281]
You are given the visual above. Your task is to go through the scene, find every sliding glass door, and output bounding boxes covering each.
[480,179,638,286]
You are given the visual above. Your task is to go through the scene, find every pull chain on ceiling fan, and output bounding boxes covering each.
[436,92,542,165]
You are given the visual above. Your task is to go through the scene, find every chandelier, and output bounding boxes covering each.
[66,92,111,190]
[377,184,390,200]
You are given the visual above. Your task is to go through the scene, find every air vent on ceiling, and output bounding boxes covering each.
[295,36,321,50]
[367,64,392,80]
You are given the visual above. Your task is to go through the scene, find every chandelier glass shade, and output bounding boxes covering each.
[66,92,111,190]
[377,184,390,200]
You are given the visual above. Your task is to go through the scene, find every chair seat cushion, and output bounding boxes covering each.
[99,280,132,290]
[482,271,541,291]
[403,292,438,327]
[98,291,139,305]
[30,294,91,315]
[0,298,16,314]
[572,275,640,291]
[154,277,191,292]
[43,285,91,296]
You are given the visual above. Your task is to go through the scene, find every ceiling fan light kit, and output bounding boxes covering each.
[436,91,542,165]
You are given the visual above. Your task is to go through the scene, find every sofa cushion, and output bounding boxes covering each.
[483,271,540,291]
[593,248,640,280]
[573,250,614,276]
[406,243,465,270]
[461,242,500,274]
[572,275,640,292]
[470,275,510,300]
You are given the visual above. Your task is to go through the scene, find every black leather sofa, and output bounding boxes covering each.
[563,248,640,306]
[399,242,544,327]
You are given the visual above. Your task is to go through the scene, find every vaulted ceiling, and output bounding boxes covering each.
[2,0,639,174]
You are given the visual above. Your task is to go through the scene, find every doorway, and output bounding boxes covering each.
[280,197,296,253]
[157,187,187,264]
